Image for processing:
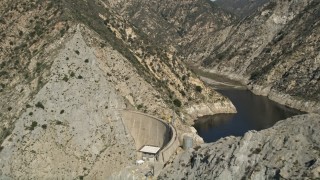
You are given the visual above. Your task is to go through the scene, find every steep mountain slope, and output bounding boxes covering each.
[214,0,270,18]
[63,0,236,120]
[0,0,67,146]
[104,0,320,179]
[0,0,235,141]
[1,0,318,178]
[104,0,319,113]
[159,114,320,179]
[0,26,137,178]
[201,0,320,113]
[0,0,235,178]
[102,0,235,59]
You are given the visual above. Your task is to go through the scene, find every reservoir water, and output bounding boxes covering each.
[193,73,303,143]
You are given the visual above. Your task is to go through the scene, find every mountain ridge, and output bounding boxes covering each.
[0,0,235,178]
[200,0,320,113]
[107,0,320,113]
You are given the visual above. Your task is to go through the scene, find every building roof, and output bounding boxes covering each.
[139,145,161,154]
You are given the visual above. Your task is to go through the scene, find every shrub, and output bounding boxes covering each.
[41,124,47,129]
[84,59,89,63]
[62,75,69,82]
[19,30,23,36]
[34,24,43,36]
[195,86,202,93]
[137,104,143,109]
[60,29,66,37]
[0,17,5,24]
[216,52,226,60]
[35,102,45,109]
[0,71,9,77]
[46,2,53,10]
[173,99,182,107]
[75,50,80,55]
[0,62,5,69]
[181,75,187,81]
[0,83,5,91]
[35,62,42,73]
[30,121,38,131]
[180,90,186,96]
[137,104,143,110]
[252,148,262,154]
[250,71,260,80]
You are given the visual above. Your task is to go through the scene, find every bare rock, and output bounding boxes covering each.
[159,114,320,179]
[0,26,136,179]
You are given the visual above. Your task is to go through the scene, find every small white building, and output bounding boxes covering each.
[139,145,161,160]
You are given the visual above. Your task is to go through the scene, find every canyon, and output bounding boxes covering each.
[0,0,319,179]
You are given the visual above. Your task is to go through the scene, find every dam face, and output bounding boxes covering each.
[119,110,179,163]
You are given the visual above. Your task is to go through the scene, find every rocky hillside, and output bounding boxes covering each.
[0,0,235,141]
[214,0,270,18]
[104,0,319,114]
[159,114,320,179]
[0,0,67,147]
[0,26,137,178]
[200,0,320,113]
[0,0,319,178]
[103,0,235,59]
[0,0,235,178]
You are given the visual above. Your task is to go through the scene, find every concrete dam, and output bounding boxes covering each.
[119,110,180,163]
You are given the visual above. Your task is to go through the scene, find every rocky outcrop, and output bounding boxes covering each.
[250,84,320,114]
[159,114,320,179]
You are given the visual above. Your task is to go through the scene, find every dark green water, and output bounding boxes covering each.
[194,88,303,143]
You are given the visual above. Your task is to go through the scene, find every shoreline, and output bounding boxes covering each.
[189,65,320,114]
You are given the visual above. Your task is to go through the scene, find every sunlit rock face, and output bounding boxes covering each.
[160,114,320,179]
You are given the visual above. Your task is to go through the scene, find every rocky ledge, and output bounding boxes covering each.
[201,67,320,114]
[249,84,320,114]
[159,114,320,179]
